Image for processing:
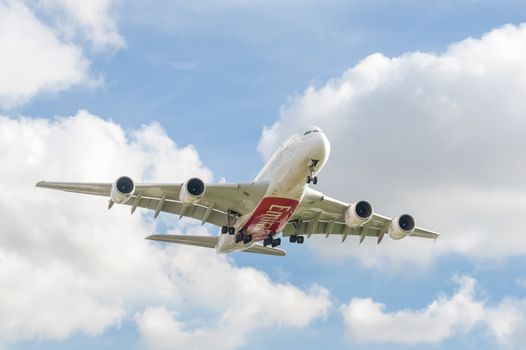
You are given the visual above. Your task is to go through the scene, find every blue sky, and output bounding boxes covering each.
[2,1,526,349]
[14,0,526,179]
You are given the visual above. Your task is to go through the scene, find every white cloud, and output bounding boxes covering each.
[0,1,91,109]
[0,0,124,109]
[135,247,330,350]
[258,23,526,268]
[38,0,125,51]
[341,275,526,347]
[0,111,330,345]
[485,297,526,347]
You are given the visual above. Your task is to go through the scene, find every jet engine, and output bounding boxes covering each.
[110,176,135,204]
[388,214,416,240]
[179,177,206,205]
[345,201,373,227]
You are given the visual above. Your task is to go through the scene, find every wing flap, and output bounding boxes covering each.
[128,197,227,227]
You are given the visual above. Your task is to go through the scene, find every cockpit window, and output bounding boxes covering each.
[304,129,319,135]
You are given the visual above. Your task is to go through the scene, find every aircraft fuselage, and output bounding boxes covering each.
[216,127,330,253]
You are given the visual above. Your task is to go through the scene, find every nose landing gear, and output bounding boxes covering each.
[307,159,319,184]
[307,175,318,185]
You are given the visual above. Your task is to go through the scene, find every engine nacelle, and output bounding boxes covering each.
[179,177,206,205]
[345,201,373,227]
[111,176,135,204]
[388,214,416,240]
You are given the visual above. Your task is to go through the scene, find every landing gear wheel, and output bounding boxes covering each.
[235,233,244,243]
[289,235,297,243]
[225,210,240,235]
[243,234,253,244]
[307,175,318,185]
[297,236,304,244]
[263,238,272,247]
[271,238,281,247]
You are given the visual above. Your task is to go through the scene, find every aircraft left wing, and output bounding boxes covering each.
[284,187,439,243]
[36,180,269,227]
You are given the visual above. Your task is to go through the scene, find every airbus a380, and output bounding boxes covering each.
[37,126,439,256]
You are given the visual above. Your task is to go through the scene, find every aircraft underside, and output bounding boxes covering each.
[36,126,439,257]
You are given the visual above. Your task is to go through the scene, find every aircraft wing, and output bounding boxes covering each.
[284,187,439,243]
[146,234,286,256]
[36,180,269,227]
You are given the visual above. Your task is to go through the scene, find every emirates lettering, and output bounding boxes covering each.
[251,204,293,231]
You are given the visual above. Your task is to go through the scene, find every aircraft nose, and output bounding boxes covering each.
[309,129,330,161]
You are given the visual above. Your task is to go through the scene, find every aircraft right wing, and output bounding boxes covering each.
[284,187,439,243]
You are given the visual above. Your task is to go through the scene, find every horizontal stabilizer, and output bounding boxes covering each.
[146,234,218,248]
[146,234,286,256]
[244,244,286,256]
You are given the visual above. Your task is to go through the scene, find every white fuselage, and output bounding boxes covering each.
[216,127,330,253]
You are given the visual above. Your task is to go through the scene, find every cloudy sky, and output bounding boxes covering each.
[2,0,526,349]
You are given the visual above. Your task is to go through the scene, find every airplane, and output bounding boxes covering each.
[37,126,439,257]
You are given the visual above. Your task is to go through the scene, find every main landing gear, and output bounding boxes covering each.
[289,235,304,244]
[263,234,281,247]
[235,229,253,244]
[222,209,241,236]
[221,226,236,235]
